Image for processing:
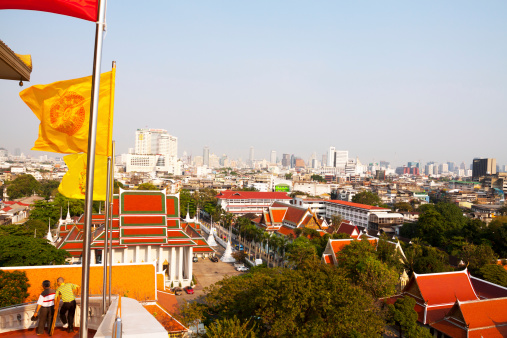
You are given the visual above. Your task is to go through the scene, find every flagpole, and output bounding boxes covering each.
[102,155,111,314]
[81,0,107,336]
[108,140,115,305]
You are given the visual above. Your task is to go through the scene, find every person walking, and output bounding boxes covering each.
[33,280,55,335]
[56,277,79,333]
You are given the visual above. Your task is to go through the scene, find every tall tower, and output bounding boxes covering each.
[270,150,276,164]
[249,146,254,167]
[203,146,210,167]
[327,146,336,167]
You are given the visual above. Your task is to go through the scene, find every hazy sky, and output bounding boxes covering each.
[1,1,506,167]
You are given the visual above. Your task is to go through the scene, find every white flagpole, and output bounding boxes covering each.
[81,0,107,336]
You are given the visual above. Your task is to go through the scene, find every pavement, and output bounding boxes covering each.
[0,328,96,337]
[175,245,244,308]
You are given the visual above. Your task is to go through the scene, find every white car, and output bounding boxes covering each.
[236,266,249,272]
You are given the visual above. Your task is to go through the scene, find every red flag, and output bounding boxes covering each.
[0,0,98,21]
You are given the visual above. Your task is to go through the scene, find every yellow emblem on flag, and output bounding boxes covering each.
[59,153,108,201]
[20,70,115,156]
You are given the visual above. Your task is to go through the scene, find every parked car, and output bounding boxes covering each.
[210,256,219,262]
[193,256,199,263]
[236,266,249,272]
[173,287,183,296]
[184,286,194,294]
[235,244,244,251]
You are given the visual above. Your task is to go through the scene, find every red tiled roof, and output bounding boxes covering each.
[460,297,507,329]
[270,208,287,223]
[327,200,389,211]
[330,238,377,255]
[337,222,359,238]
[2,206,12,211]
[431,319,467,338]
[193,247,215,252]
[276,225,296,238]
[323,254,332,264]
[216,190,291,200]
[414,270,478,306]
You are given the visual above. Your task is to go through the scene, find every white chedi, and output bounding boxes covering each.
[220,239,236,263]
[207,226,218,247]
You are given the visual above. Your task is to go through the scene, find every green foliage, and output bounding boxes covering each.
[240,186,259,191]
[137,182,158,190]
[310,174,326,183]
[404,242,452,274]
[387,296,432,338]
[38,180,60,200]
[393,202,413,212]
[0,270,30,307]
[231,251,247,264]
[336,237,399,298]
[456,242,497,274]
[285,173,293,179]
[185,261,385,337]
[352,191,386,207]
[114,180,125,194]
[477,264,507,287]
[0,219,48,238]
[205,316,257,338]
[0,236,70,266]
[285,237,318,268]
[6,174,40,199]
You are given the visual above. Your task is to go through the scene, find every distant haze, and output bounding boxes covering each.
[1,1,505,167]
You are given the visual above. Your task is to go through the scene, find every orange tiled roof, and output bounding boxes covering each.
[414,270,479,306]
[460,297,507,329]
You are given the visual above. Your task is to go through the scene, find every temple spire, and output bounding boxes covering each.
[46,218,53,243]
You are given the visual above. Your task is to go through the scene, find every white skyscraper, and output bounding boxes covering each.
[249,146,254,166]
[270,150,277,164]
[327,146,336,167]
[335,150,348,170]
[203,146,210,167]
[135,128,177,157]
[126,128,180,174]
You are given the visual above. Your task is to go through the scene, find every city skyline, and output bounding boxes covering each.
[1,1,506,166]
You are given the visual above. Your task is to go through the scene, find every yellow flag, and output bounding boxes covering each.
[20,70,115,156]
[59,153,108,200]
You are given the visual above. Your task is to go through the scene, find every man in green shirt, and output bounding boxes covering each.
[56,277,79,333]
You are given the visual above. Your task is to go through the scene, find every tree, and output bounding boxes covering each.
[393,202,413,212]
[205,317,257,338]
[38,180,60,200]
[0,236,70,266]
[387,296,432,338]
[0,270,30,307]
[285,237,317,268]
[137,182,158,190]
[184,260,386,337]
[351,191,386,207]
[477,264,507,287]
[456,242,497,274]
[310,174,326,183]
[6,174,40,199]
[231,251,247,264]
[114,180,125,194]
[0,219,49,238]
[337,237,399,298]
[285,173,293,179]
[404,243,452,274]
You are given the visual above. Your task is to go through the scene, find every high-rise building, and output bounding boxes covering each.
[327,147,336,167]
[135,128,177,157]
[408,161,419,168]
[439,163,449,174]
[335,151,348,170]
[270,150,277,164]
[282,154,290,167]
[127,128,180,174]
[203,146,210,167]
[472,158,496,180]
[249,146,254,166]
